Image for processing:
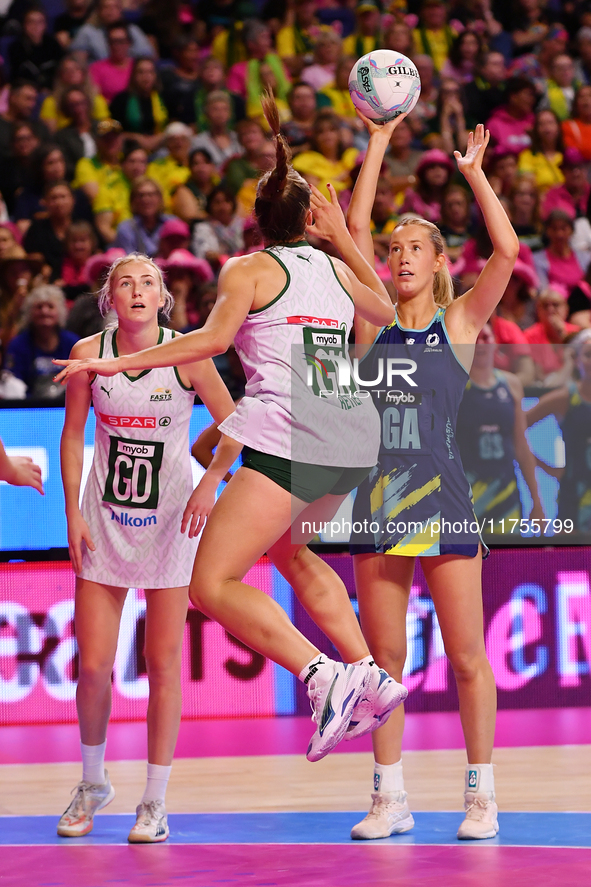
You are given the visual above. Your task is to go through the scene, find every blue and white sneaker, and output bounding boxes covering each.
[306,661,370,762]
[345,667,408,741]
[128,800,169,843]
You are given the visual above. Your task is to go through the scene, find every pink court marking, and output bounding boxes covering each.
[3,845,591,887]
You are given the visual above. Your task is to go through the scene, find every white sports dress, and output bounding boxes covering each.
[219,240,380,468]
[79,327,198,588]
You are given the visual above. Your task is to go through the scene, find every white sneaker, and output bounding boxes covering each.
[457,792,499,839]
[345,667,407,740]
[57,772,115,837]
[128,800,169,843]
[351,791,415,839]
[306,662,369,762]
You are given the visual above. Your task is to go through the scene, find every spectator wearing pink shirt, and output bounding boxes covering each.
[496,256,539,331]
[524,286,581,383]
[300,29,342,91]
[486,76,536,154]
[399,148,454,224]
[90,21,133,103]
[541,148,591,220]
[533,208,591,295]
[490,311,535,387]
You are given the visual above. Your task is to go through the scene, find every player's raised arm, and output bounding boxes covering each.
[346,112,407,264]
[54,258,255,383]
[306,184,395,326]
[346,112,408,343]
[446,126,520,341]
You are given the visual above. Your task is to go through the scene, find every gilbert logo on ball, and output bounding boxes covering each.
[348,49,421,123]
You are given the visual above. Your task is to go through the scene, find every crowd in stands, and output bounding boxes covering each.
[2,0,591,400]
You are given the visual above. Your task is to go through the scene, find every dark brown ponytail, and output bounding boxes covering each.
[255,90,311,244]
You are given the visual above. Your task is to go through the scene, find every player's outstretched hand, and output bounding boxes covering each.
[2,456,44,494]
[67,513,96,575]
[53,356,122,384]
[181,477,217,539]
[355,108,408,140]
[454,124,489,177]
[306,183,348,241]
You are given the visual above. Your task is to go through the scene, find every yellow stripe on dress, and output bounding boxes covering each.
[386,510,441,556]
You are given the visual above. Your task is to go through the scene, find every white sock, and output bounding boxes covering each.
[465,763,495,796]
[298,653,337,685]
[374,760,404,794]
[81,741,106,785]
[351,654,375,668]
[142,763,172,804]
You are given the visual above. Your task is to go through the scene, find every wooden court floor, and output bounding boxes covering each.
[2,745,590,818]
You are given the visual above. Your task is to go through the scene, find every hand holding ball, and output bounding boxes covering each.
[348,50,421,124]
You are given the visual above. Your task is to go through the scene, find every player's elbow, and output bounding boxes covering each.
[498,231,520,262]
[347,217,367,238]
[208,332,232,356]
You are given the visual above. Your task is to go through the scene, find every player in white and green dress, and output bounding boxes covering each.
[54,93,409,782]
[58,254,236,844]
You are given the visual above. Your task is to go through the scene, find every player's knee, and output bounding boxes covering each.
[448,648,488,683]
[145,647,181,685]
[188,576,221,614]
[269,543,307,577]
[370,644,406,680]
[77,657,113,688]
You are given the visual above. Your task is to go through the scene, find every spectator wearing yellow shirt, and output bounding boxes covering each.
[210,20,248,70]
[72,117,123,203]
[276,0,327,78]
[412,0,457,75]
[518,108,565,194]
[40,55,109,135]
[292,110,359,198]
[147,122,191,212]
[235,139,277,218]
[93,140,148,244]
[343,1,383,59]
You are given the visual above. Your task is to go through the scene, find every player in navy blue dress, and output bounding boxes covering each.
[318,115,519,840]
[526,329,591,538]
[456,323,543,534]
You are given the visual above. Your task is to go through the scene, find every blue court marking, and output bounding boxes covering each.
[1,812,590,848]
